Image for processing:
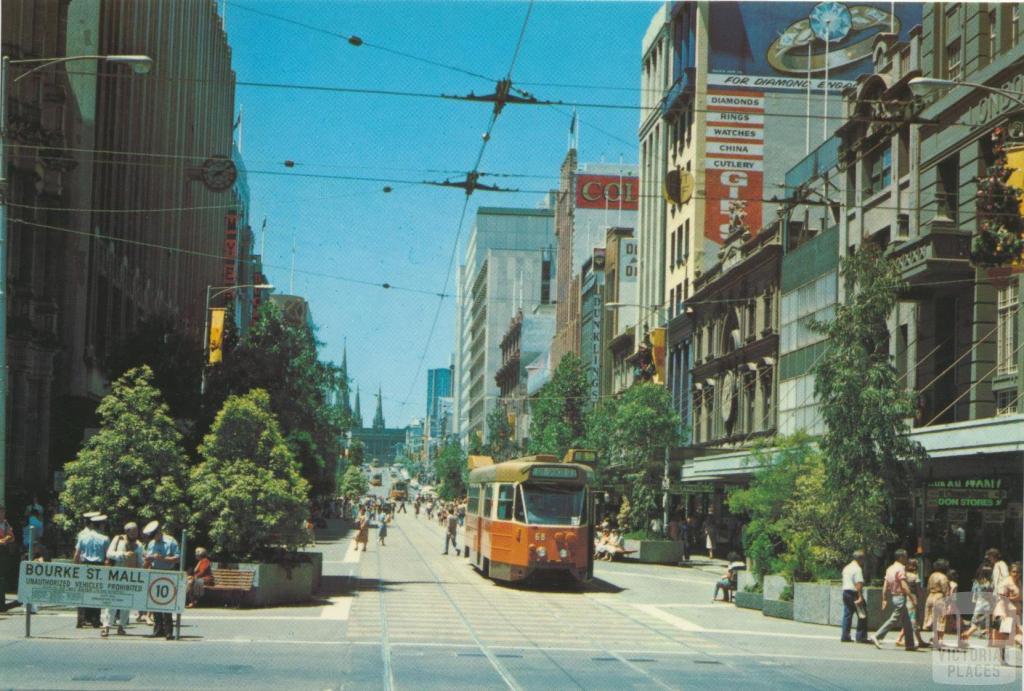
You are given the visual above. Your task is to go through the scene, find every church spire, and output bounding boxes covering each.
[339,343,352,418]
[372,386,386,430]
[353,385,363,429]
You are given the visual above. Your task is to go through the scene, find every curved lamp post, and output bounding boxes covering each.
[908,77,1024,108]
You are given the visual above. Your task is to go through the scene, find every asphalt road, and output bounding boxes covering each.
[0,475,1018,689]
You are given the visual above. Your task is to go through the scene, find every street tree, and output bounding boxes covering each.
[205,301,348,505]
[190,389,310,560]
[58,366,189,532]
[528,353,588,457]
[348,438,366,466]
[811,242,926,553]
[485,405,518,460]
[338,465,368,500]
[586,382,679,532]
[435,441,468,501]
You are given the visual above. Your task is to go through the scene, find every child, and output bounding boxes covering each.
[961,564,993,642]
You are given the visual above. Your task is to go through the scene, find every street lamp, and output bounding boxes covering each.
[0,53,152,506]
[908,77,1024,108]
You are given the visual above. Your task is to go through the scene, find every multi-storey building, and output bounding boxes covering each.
[495,305,555,447]
[425,366,452,439]
[602,227,639,396]
[2,0,236,504]
[454,206,555,446]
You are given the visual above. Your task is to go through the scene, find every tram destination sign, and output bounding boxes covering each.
[18,562,186,613]
[531,466,579,480]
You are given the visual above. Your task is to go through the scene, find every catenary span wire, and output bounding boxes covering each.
[225,1,497,84]
[923,339,1024,427]
[0,216,1003,310]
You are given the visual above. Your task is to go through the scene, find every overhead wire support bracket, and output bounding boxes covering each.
[423,171,519,196]
[443,78,539,116]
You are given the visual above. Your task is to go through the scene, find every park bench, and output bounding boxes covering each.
[205,569,255,606]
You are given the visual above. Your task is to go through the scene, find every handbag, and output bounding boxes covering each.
[855,600,868,619]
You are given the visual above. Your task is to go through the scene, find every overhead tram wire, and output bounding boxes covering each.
[397,1,536,413]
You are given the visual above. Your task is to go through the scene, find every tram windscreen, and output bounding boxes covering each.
[521,484,586,526]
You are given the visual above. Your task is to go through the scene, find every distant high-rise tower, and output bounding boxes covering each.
[426,367,453,437]
[372,386,386,430]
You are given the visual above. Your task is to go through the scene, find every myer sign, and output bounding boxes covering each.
[18,562,186,613]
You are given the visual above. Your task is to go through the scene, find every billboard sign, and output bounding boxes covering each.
[575,175,639,211]
[704,91,765,244]
[707,2,922,92]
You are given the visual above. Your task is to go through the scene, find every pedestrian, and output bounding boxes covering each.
[377,510,389,546]
[840,549,869,643]
[896,559,929,649]
[443,508,458,556]
[922,558,950,647]
[0,505,15,612]
[103,521,143,637]
[74,513,110,629]
[355,509,369,551]
[960,564,994,641]
[21,508,43,557]
[414,499,421,518]
[705,523,715,560]
[992,561,1022,647]
[987,548,1010,594]
[457,502,466,527]
[187,547,214,608]
[426,500,434,520]
[397,500,406,514]
[870,548,918,651]
[945,569,963,644]
[143,521,180,640]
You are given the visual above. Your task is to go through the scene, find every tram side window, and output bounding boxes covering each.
[514,486,526,522]
[497,484,516,520]
[483,483,493,518]
[468,484,480,514]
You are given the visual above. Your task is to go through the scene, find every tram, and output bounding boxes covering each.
[464,449,595,583]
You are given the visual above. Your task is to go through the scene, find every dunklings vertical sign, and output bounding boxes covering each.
[704,90,764,244]
[223,212,238,284]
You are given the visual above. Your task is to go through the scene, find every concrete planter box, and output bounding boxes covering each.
[794,582,833,625]
[737,570,757,592]
[734,591,764,611]
[763,599,794,620]
[622,539,683,564]
[306,552,323,593]
[828,585,886,630]
[763,574,788,601]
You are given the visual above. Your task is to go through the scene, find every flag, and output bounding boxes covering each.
[209,308,226,364]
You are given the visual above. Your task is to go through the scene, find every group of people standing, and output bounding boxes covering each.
[350,494,466,557]
[838,546,1022,653]
[70,511,209,639]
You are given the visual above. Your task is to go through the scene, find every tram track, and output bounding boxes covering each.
[392,516,523,690]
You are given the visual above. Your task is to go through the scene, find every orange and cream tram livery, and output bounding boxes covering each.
[464,450,595,583]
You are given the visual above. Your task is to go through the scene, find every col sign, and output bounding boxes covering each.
[18,562,186,613]
[575,175,639,211]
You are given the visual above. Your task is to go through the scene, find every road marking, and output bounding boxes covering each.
[319,597,353,620]
[343,540,363,564]
[632,604,705,632]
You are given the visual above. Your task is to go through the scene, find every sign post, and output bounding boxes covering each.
[24,526,32,638]
[176,531,186,641]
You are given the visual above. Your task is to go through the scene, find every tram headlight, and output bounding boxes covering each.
[536,546,547,559]
[558,548,569,559]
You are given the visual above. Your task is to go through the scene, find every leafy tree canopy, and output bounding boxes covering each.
[190,389,310,561]
[811,243,926,527]
[435,441,468,501]
[485,406,519,461]
[205,301,348,503]
[338,465,368,500]
[528,353,588,457]
[58,366,189,533]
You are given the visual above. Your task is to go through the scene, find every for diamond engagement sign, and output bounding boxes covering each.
[18,562,186,613]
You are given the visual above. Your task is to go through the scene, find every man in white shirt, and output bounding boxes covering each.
[840,549,868,643]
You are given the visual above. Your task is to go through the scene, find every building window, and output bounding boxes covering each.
[744,371,757,433]
[675,283,683,316]
[996,389,1018,416]
[763,291,773,333]
[897,213,909,238]
[997,278,1019,375]
[670,230,677,269]
[938,154,959,222]
[946,39,961,82]
[864,145,891,197]
[760,368,773,426]
[541,256,552,304]
[989,9,998,59]
[682,219,690,261]
[747,301,757,338]
[1014,4,1021,46]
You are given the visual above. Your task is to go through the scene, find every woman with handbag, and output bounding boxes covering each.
[992,562,1022,648]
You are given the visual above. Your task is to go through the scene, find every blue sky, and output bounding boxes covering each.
[225,1,656,426]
